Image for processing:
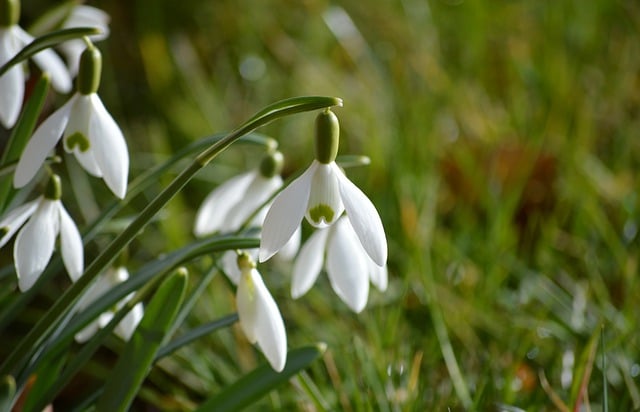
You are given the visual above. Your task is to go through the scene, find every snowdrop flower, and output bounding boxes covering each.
[236,252,287,372]
[58,5,110,75]
[0,174,82,291]
[292,216,387,313]
[194,151,285,236]
[0,0,72,128]
[13,44,129,198]
[260,109,387,268]
[75,266,144,343]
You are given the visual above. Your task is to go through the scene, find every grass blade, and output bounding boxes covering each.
[195,344,326,412]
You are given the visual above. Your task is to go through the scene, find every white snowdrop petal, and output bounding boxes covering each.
[13,99,74,188]
[335,165,387,266]
[115,302,144,341]
[223,175,282,232]
[251,269,287,372]
[0,28,24,129]
[64,96,95,174]
[14,200,59,292]
[14,27,72,93]
[74,320,101,343]
[236,271,259,343]
[259,163,316,262]
[369,260,388,292]
[89,95,129,198]
[326,218,370,313]
[75,272,112,312]
[64,6,111,40]
[0,199,39,248]
[305,162,344,228]
[58,203,84,282]
[194,172,255,236]
[291,228,329,299]
[276,225,301,262]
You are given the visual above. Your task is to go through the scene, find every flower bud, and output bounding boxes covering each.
[315,109,339,164]
[77,44,102,95]
[259,151,284,178]
[237,251,256,272]
[44,174,62,200]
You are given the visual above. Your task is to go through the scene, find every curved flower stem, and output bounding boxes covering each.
[0,95,342,381]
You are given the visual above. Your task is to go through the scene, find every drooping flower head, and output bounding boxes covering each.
[259,109,387,268]
[0,174,83,291]
[292,215,388,313]
[235,252,287,372]
[0,0,72,128]
[13,43,129,198]
[194,150,285,236]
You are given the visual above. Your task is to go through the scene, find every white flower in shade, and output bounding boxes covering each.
[194,151,285,236]
[59,5,110,75]
[235,252,287,372]
[13,45,129,198]
[292,216,387,313]
[0,0,72,128]
[0,175,83,292]
[259,110,387,267]
[75,267,144,343]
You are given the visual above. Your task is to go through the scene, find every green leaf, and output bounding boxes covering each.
[0,375,16,412]
[195,344,326,412]
[155,313,239,360]
[0,27,101,77]
[0,75,51,213]
[96,268,188,412]
[22,351,67,412]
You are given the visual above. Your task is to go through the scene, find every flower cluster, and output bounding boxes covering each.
[198,109,388,371]
[0,3,133,341]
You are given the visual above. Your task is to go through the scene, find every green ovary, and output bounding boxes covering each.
[309,204,334,225]
[65,132,91,152]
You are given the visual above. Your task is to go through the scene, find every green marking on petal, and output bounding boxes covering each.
[65,132,91,152]
[0,226,9,239]
[308,204,335,225]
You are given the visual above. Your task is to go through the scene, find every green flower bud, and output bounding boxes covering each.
[0,0,19,27]
[315,109,340,164]
[259,151,284,178]
[237,251,256,271]
[77,44,102,95]
[44,174,62,200]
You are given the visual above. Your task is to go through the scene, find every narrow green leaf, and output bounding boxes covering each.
[54,235,258,349]
[155,313,239,360]
[195,344,326,412]
[96,269,188,412]
[22,351,67,412]
[26,272,166,412]
[0,27,101,77]
[0,375,16,412]
[0,75,51,213]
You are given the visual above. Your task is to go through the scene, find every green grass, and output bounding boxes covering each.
[3,0,640,410]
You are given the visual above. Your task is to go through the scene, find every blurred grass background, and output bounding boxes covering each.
[14,0,640,410]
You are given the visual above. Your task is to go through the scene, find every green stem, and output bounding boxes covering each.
[0,95,341,383]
